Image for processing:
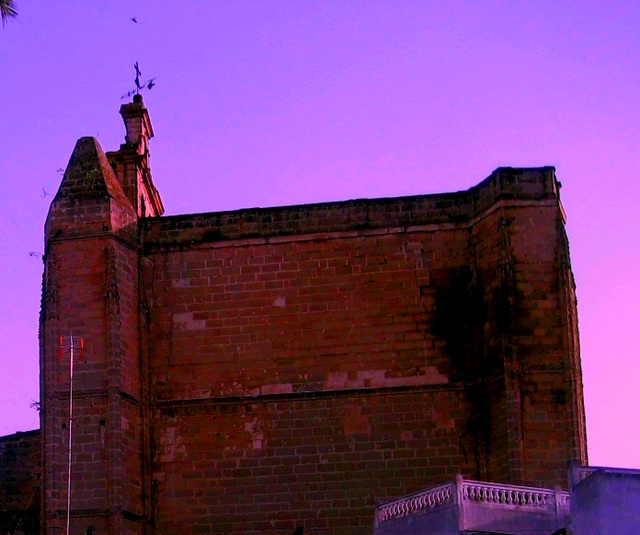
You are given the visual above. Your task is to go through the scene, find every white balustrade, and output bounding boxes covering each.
[376,482,454,523]
[375,477,570,525]
[462,481,554,508]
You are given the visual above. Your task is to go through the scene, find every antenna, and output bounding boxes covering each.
[58,334,85,535]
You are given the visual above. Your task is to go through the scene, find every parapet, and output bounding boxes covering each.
[142,166,561,250]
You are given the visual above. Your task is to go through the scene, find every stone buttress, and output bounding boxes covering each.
[40,96,162,535]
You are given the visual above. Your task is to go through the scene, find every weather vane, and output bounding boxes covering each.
[121,61,156,99]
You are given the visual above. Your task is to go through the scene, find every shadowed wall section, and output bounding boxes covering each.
[0,431,40,535]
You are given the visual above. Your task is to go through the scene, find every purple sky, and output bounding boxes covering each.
[1,1,639,470]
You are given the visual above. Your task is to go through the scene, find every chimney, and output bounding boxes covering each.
[121,93,154,156]
[107,94,164,218]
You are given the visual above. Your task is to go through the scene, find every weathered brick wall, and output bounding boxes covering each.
[41,137,149,535]
[500,203,585,487]
[41,135,586,535]
[153,390,471,535]
[0,430,40,535]
[137,167,586,534]
[41,237,146,534]
[143,230,464,400]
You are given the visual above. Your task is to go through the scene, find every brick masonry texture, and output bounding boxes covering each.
[153,390,470,535]
[0,431,40,535]
[137,181,586,534]
[0,100,587,534]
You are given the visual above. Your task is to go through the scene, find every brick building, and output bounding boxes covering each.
[4,95,589,534]
[0,430,40,534]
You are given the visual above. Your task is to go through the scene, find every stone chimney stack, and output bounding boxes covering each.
[121,93,153,155]
[107,94,164,218]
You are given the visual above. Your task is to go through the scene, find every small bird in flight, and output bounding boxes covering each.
[131,17,138,23]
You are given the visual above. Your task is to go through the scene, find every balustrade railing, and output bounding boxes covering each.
[462,480,558,508]
[375,477,570,526]
[375,482,453,524]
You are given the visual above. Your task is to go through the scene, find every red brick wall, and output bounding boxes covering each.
[136,169,585,533]
[0,430,40,535]
[144,230,465,400]
[41,237,146,534]
[42,156,587,535]
[153,390,472,535]
[41,137,148,534]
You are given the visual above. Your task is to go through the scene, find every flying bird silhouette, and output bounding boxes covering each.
[131,17,137,23]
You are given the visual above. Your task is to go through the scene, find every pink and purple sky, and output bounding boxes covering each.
[1,1,639,469]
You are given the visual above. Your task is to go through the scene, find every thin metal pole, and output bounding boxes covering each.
[66,333,74,535]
